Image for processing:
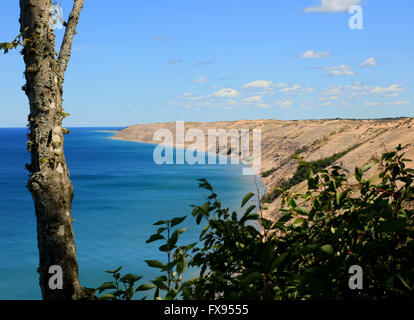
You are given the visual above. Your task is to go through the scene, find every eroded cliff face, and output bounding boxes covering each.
[113,118,414,220]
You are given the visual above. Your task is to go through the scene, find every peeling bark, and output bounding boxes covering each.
[19,0,87,300]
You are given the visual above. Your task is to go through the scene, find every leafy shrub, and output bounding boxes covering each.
[95,145,414,300]
[262,144,361,203]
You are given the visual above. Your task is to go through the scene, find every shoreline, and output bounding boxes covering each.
[108,118,414,222]
[110,134,268,211]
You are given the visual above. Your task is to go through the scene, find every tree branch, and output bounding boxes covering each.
[57,0,84,81]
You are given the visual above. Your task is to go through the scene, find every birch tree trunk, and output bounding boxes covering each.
[19,0,87,300]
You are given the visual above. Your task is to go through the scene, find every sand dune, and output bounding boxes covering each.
[113,118,414,220]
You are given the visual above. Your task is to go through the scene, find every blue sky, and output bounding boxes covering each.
[0,0,413,127]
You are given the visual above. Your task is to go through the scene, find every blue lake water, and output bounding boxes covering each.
[0,128,263,299]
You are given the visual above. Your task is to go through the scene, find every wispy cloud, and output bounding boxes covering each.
[322,83,405,98]
[370,84,403,95]
[316,101,332,106]
[304,0,361,13]
[242,80,274,89]
[153,35,172,41]
[276,100,293,108]
[211,88,240,98]
[364,101,380,107]
[167,59,182,64]
[191,77,207,84]
[387,100,410,105]
[364,100,410,107]
[300,50,331,59]
[360,57,377,67]
[244,96,263,103]
[319,95,339,101]
[324,65,355,76]
[279,84,315,94]
[194,60,214,67]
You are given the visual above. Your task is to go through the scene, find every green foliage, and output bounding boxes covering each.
[87,266,144,300]
[0,29,29,54]
[261,167,277,178]
[95,145,413,300]
[261,146,308,178]
[262,144,361,203]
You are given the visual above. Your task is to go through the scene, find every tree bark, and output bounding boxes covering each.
[19,0,86,300]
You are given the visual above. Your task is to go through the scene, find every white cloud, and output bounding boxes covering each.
[191,77,207,84]
[370,84,403,95]
[364,102,380,107]
[178,92,192,98]
[276,100,293,108]
[242,80,274,89]
[188,96,204,101]
[244,96,263,103]
[211,88,240,98]
[319,95,339,101]
[274,82,288,88]
[360,57,377,67]
[316,102,332,106]
[279,84,301,93]
[322,83,405,99]
[387,100,410,105]
[279,84,315,94]
[325,65,355,76]
[257,103,271,109]
[364,100,410,107]
[305,0,361,13]
[300,50,331,59]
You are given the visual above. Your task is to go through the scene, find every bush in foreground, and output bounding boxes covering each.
[92,145,414,300]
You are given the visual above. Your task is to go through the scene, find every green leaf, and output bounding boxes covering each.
[241,192,254,208]
[397,275,411,290]
[156,227,167,234]
[151,279,168,291]
[174,227,187,235]
[171,216,187,227]
[336,191,345,205]
[362,163,373,172]
[167,232,179,249]
[271,252,288,269]
[200,202,210,213]
[293,218,304,226]
[355,167,363,182]
[98,293,116,300]
[184,242,197,251]
[295,206,309,215]
[153,220,166,226]
[378,219,407,233]
[289,198,299,209]
[135,284,156,292]
[145,260,165,269]
[240,271,263,283]
[120,274,142,283]
[243,205,256,216]
[105,266,122,274]
[97,282,116,293]
[165,289,179,300]
[146,234,165,243]
[320,244,334,256]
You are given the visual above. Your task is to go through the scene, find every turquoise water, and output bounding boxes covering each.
[0,128,263,299]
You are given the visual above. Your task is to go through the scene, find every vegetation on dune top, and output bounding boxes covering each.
[262,144,361,203]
